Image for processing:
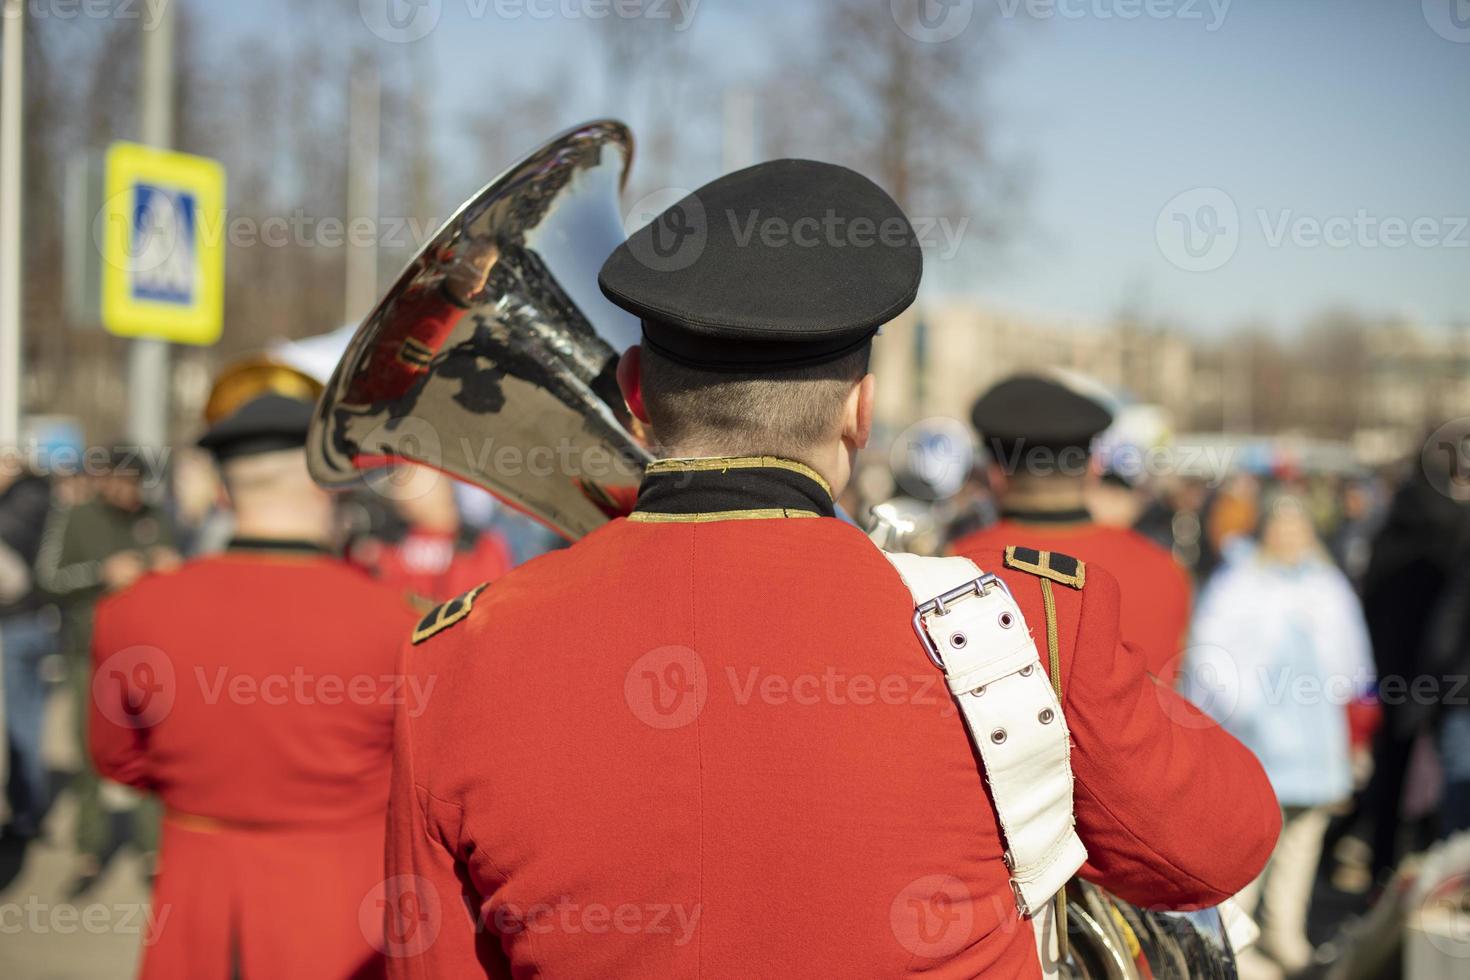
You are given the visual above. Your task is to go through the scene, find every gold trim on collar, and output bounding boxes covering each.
[645,456,833,498]
[628,508,822,524]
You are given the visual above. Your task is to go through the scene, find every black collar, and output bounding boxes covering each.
[630,456,835,523]
[1000,507,1093,526]
[226,537,333,556]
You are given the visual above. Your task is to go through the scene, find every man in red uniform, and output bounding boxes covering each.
[347,465,514,603]
[90,392,420,979]
[950,375,1194,684]
[384,160,1278,977]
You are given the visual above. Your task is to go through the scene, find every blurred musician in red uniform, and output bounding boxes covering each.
[90,390,419,980]
[347,465,514,603]
[383,161,1276,978]
[950,375,1194,685]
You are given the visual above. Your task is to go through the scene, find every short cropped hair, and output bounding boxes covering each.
[640,342,871,458]
[219,448,311,498]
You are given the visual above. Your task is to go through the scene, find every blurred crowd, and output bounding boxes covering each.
[4,425,1470,975]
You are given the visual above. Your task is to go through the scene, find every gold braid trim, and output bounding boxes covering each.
[628,508,821,524]
[645,456,833,498]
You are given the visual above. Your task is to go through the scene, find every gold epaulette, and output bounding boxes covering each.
[411,583,488,645]
[1002,546,1086,590]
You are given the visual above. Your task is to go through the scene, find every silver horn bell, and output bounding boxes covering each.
[307,120,651,540]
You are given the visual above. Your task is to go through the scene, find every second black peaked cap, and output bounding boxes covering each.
[598,159,922,370]
[970,374,1115,453]
[197,393,315,462]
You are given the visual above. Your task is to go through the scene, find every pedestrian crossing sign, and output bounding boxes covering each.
[99,142,225,345]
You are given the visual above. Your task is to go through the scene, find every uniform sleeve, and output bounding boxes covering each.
[87,598,154,789]
[1063,565,1281,909]
[1162,560,1193,687]
[385,642,503,978]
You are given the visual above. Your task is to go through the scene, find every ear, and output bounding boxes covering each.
[986,461,1009,496]
[1086,454,1103,486]
[841,373,876,451]
[616,345,650,425]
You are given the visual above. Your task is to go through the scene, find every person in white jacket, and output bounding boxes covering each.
[1184,490,1374,973]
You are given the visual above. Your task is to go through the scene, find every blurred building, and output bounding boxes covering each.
[871,300,1194,431]
[1361,322,1470,429]
[871,301,1470,470]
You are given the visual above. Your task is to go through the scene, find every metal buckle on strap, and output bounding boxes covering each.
[911,573,1013,670]
[1010,878,1033,918]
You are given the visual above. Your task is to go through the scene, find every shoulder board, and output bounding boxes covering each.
[1003,545,1086,590]
[411,583,488,645]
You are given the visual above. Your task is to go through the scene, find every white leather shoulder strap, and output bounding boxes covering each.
[883,551,1087,971]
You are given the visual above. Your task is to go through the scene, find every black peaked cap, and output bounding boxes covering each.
[970,375,1114,451]
[599,159,922,370]
[197,393,315,462]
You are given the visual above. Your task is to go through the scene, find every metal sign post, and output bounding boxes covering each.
[0,0,23,448]
[129,0,176,450]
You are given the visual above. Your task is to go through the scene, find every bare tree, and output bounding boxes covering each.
[590,1,702,197]
[757,0,1022,252]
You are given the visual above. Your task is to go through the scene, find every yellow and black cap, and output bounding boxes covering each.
[197,393,314,462]
[598,159,922,371]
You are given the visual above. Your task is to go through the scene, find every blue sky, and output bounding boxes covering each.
[208,0,1470,333]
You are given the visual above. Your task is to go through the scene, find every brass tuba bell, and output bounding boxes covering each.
[306,120,650,540]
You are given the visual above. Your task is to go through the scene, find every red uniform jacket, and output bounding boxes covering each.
[386,458,1277,979]
[90,538,420,980]
[951,513,1193,685]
